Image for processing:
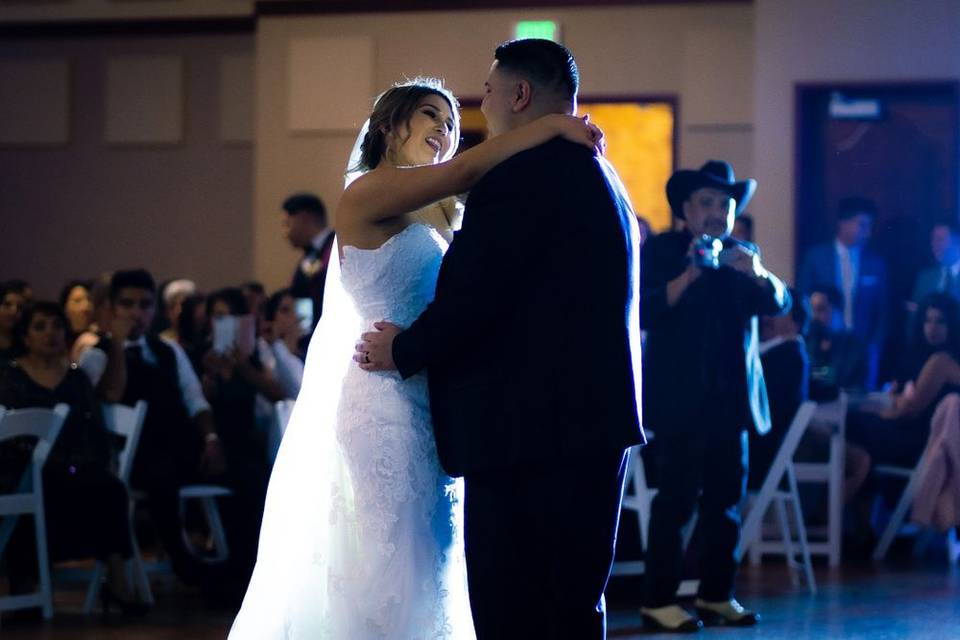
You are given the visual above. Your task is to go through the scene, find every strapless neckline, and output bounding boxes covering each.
[341,222,432,258]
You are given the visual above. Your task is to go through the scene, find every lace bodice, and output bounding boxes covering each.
[341,223,447,327]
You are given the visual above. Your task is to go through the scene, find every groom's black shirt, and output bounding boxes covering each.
[393,138,645,477]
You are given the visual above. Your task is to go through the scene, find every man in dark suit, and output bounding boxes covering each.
[283,192,334,330]
[358,39,644,640]
[797,197,888,389]
[910,222,960,308]
[640,161,789,631]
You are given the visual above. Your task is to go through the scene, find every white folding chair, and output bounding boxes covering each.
[739,401,818,594]
[793,391,847,567]
[0,404,69,621]
[80,401,152,613]
[179,484,233,563]
[612,432,700,597]
[269,398,296,463]
[872,393,960,563]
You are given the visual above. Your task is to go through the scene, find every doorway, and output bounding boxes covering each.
[795,82,960,378]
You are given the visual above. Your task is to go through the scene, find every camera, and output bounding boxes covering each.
[691,235,759,270]
[691,234,724,269]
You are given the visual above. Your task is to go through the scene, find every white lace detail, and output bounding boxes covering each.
[230,223,473,639]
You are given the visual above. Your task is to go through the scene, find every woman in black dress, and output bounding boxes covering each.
[0,301,146,614]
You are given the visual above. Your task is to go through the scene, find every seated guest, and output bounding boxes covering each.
[240,282,267,332]
[155,279,196,344]
[748,290,810,489]
[806,284,868,401]
[78,269,225,585]
[59,280,94,354]
[0,280,30,366]
[0,302,146,614]
[70,272,112,364]
[848,293,960,486]
[175,292,208,368]
[262,288,305,399]
[199,287,286,596]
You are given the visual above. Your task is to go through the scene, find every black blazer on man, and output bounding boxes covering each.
[640,230,790,436]
[290,231,335,327]
[393,139,645,478]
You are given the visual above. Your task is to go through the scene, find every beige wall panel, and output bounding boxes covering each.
[287,37,374,132]
[753,0,960,283]
[105,55,183,144]
[680,126,753,179]
[220,53,254,142]
[253,5,755,290]
[0,59,69,145]
[681,25,753,126]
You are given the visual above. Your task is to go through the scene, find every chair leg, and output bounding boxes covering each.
[774,496,799,586]
[201,497,230,562]
[787,465,816,594]
[82,562,106,614]
[872,476,918,562]
[129,533,154,604]
[827,431,844,567]
[34,507,54,619]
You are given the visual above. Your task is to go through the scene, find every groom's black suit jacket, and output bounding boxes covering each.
[393,138,645,478]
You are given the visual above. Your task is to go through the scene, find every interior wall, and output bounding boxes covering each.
[253,3,755,290]
[753,0,960,283]
[0,33,254,298]
[0,0,253,22]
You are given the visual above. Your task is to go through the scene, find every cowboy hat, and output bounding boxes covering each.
[666,160,757,219]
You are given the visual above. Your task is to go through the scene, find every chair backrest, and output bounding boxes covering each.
[101,401,148,483]
[0,403,70,469]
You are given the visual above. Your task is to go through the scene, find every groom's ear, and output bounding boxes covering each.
[511,79,533,113]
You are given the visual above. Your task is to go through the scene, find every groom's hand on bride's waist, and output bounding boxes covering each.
[356,321,400,372]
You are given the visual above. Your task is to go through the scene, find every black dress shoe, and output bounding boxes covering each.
[640,605,703,633]
[694,598,759,627]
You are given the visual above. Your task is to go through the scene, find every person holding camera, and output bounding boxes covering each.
[639,160,790,632]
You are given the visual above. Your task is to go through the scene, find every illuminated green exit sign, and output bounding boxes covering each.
[514,20,560,42]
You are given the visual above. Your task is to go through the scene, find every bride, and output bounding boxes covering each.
[229,77,602,639]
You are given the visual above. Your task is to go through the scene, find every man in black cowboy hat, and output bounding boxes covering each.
[639,160,790,632]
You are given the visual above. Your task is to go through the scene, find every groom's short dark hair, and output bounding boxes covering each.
[494,39,579,104]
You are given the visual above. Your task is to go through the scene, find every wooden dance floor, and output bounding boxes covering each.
[1,561,958,638]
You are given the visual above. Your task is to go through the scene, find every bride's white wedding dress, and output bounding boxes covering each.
[230,222,474,639]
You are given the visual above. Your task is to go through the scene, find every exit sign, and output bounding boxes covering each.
[514,20,560,42]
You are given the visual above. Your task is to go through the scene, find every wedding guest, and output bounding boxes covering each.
[59,280,94,352]
[0,302,146,614]
[155,279,197,343]
[0,280,30,365]
[806,284,869,401]
[641,160,789,631]
[70,272,112,364]
[283,193,334,329]
[798,197,888,389]
[78,269,225,585]
[262,288,305,399]
[848,294,960,480]
[199,287,285,598]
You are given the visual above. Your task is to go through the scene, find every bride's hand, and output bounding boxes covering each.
[549,113,606,155]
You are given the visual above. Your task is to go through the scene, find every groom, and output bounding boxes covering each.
[358,39,644,639]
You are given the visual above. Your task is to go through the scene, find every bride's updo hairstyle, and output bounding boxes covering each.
[354,77,460,172]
